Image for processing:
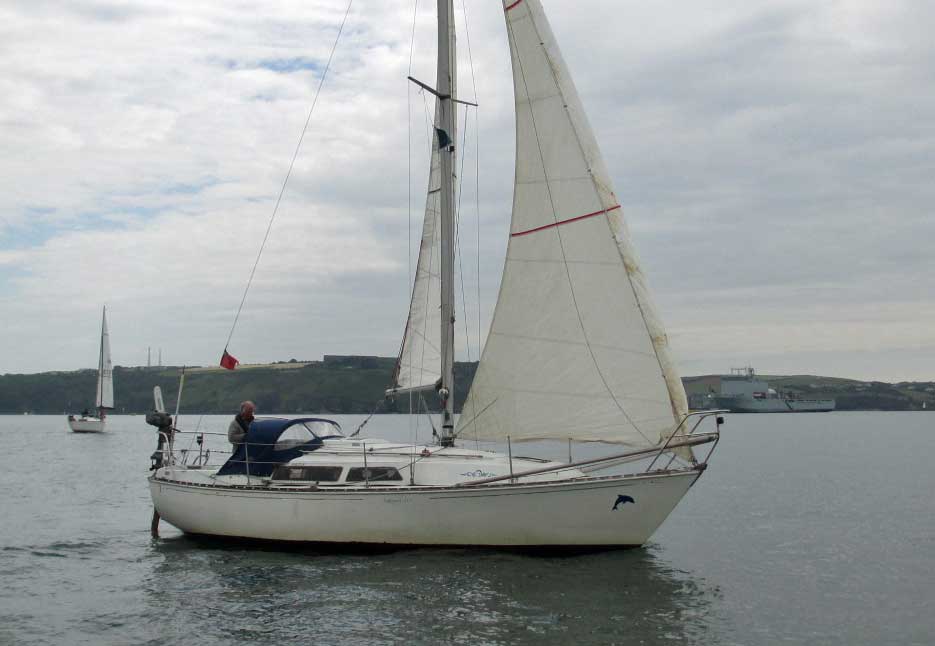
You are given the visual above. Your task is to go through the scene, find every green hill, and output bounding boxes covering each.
[763,374,935,411]
[1,357,932,414]
[0,356,477,415]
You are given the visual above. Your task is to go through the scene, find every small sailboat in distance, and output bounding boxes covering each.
[68,306,114,433]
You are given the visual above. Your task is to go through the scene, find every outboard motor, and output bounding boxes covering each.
[146,411,174,470]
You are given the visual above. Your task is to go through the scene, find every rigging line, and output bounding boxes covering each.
[455,105,473,363]
[405,0,418,424]
[472,111,481,450]
[419,393,438,435]
[453,103,467,248]
[407,0,419,77]
[420,89,435,137]
[223,0,355,351]
[455,0,481,291]
[505,12,652,446]
[458,0,480,103]
[459,0,482,448]
[473,77,481,367]
[450,104,473,435]
[350,398,384,437]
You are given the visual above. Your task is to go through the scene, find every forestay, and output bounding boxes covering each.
[96,308,114,410]
[456,0,688,446]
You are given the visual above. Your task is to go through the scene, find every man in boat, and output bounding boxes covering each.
[228,401,256,450]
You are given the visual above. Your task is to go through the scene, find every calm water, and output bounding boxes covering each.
[0,412,932,645]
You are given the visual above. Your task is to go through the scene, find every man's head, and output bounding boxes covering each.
[240,401,256,421]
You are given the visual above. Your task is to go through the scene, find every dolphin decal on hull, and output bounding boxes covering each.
[612,495,635,510]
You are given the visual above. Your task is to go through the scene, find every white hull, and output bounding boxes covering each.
[149,469,700,548]
[715,396,835,413]
[67,416,106,433]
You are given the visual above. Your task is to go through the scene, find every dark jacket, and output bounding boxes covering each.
[228,414,251,445]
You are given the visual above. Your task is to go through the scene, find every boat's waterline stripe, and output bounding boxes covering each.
[504,0,524,11]
[510,205,621,238]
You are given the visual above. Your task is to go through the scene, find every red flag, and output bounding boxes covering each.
[220,350,239,370]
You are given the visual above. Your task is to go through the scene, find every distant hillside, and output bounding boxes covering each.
[1,358,932,414]
[761,374,935,411]
[684,373,935,412]
[0,356,476,415]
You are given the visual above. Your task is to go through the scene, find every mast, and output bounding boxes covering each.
[437,0,456,446]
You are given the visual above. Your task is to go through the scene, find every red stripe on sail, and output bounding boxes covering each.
[504,0,523,11]
[510,205,621,238]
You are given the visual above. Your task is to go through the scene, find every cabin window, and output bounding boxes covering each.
[346,467,403,482]
[272,466,342,482]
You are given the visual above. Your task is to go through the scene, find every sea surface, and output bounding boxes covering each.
[0,412,932,645]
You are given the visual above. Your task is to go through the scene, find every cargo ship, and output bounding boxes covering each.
[685,367,835,413]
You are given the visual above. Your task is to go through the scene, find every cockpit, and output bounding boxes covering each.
[217,417,343,478]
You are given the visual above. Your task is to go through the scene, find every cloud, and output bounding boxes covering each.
[0,0,932,382]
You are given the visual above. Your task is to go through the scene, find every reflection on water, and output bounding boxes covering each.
[141,537,720,645]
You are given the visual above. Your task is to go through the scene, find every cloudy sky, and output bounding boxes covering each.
[1,0,933,382]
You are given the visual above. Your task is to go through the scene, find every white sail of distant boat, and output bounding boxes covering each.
[147,0,723,548]
[67,306,114,433]
[96,308,114,410]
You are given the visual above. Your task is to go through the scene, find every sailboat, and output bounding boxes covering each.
[68,306,114,433]
[147,0,723,548]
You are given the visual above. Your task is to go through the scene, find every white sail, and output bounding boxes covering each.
[392,127,444,394]
[456,0,688,446]
[96,307,114,410]
[391,2,457,395]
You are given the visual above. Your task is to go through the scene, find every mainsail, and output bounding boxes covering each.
[391,123,444,394]
[96,307,114,410]
[391,1,457,396]
[456,0,688,447]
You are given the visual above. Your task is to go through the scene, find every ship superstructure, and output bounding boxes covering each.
[685,367,835,413]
